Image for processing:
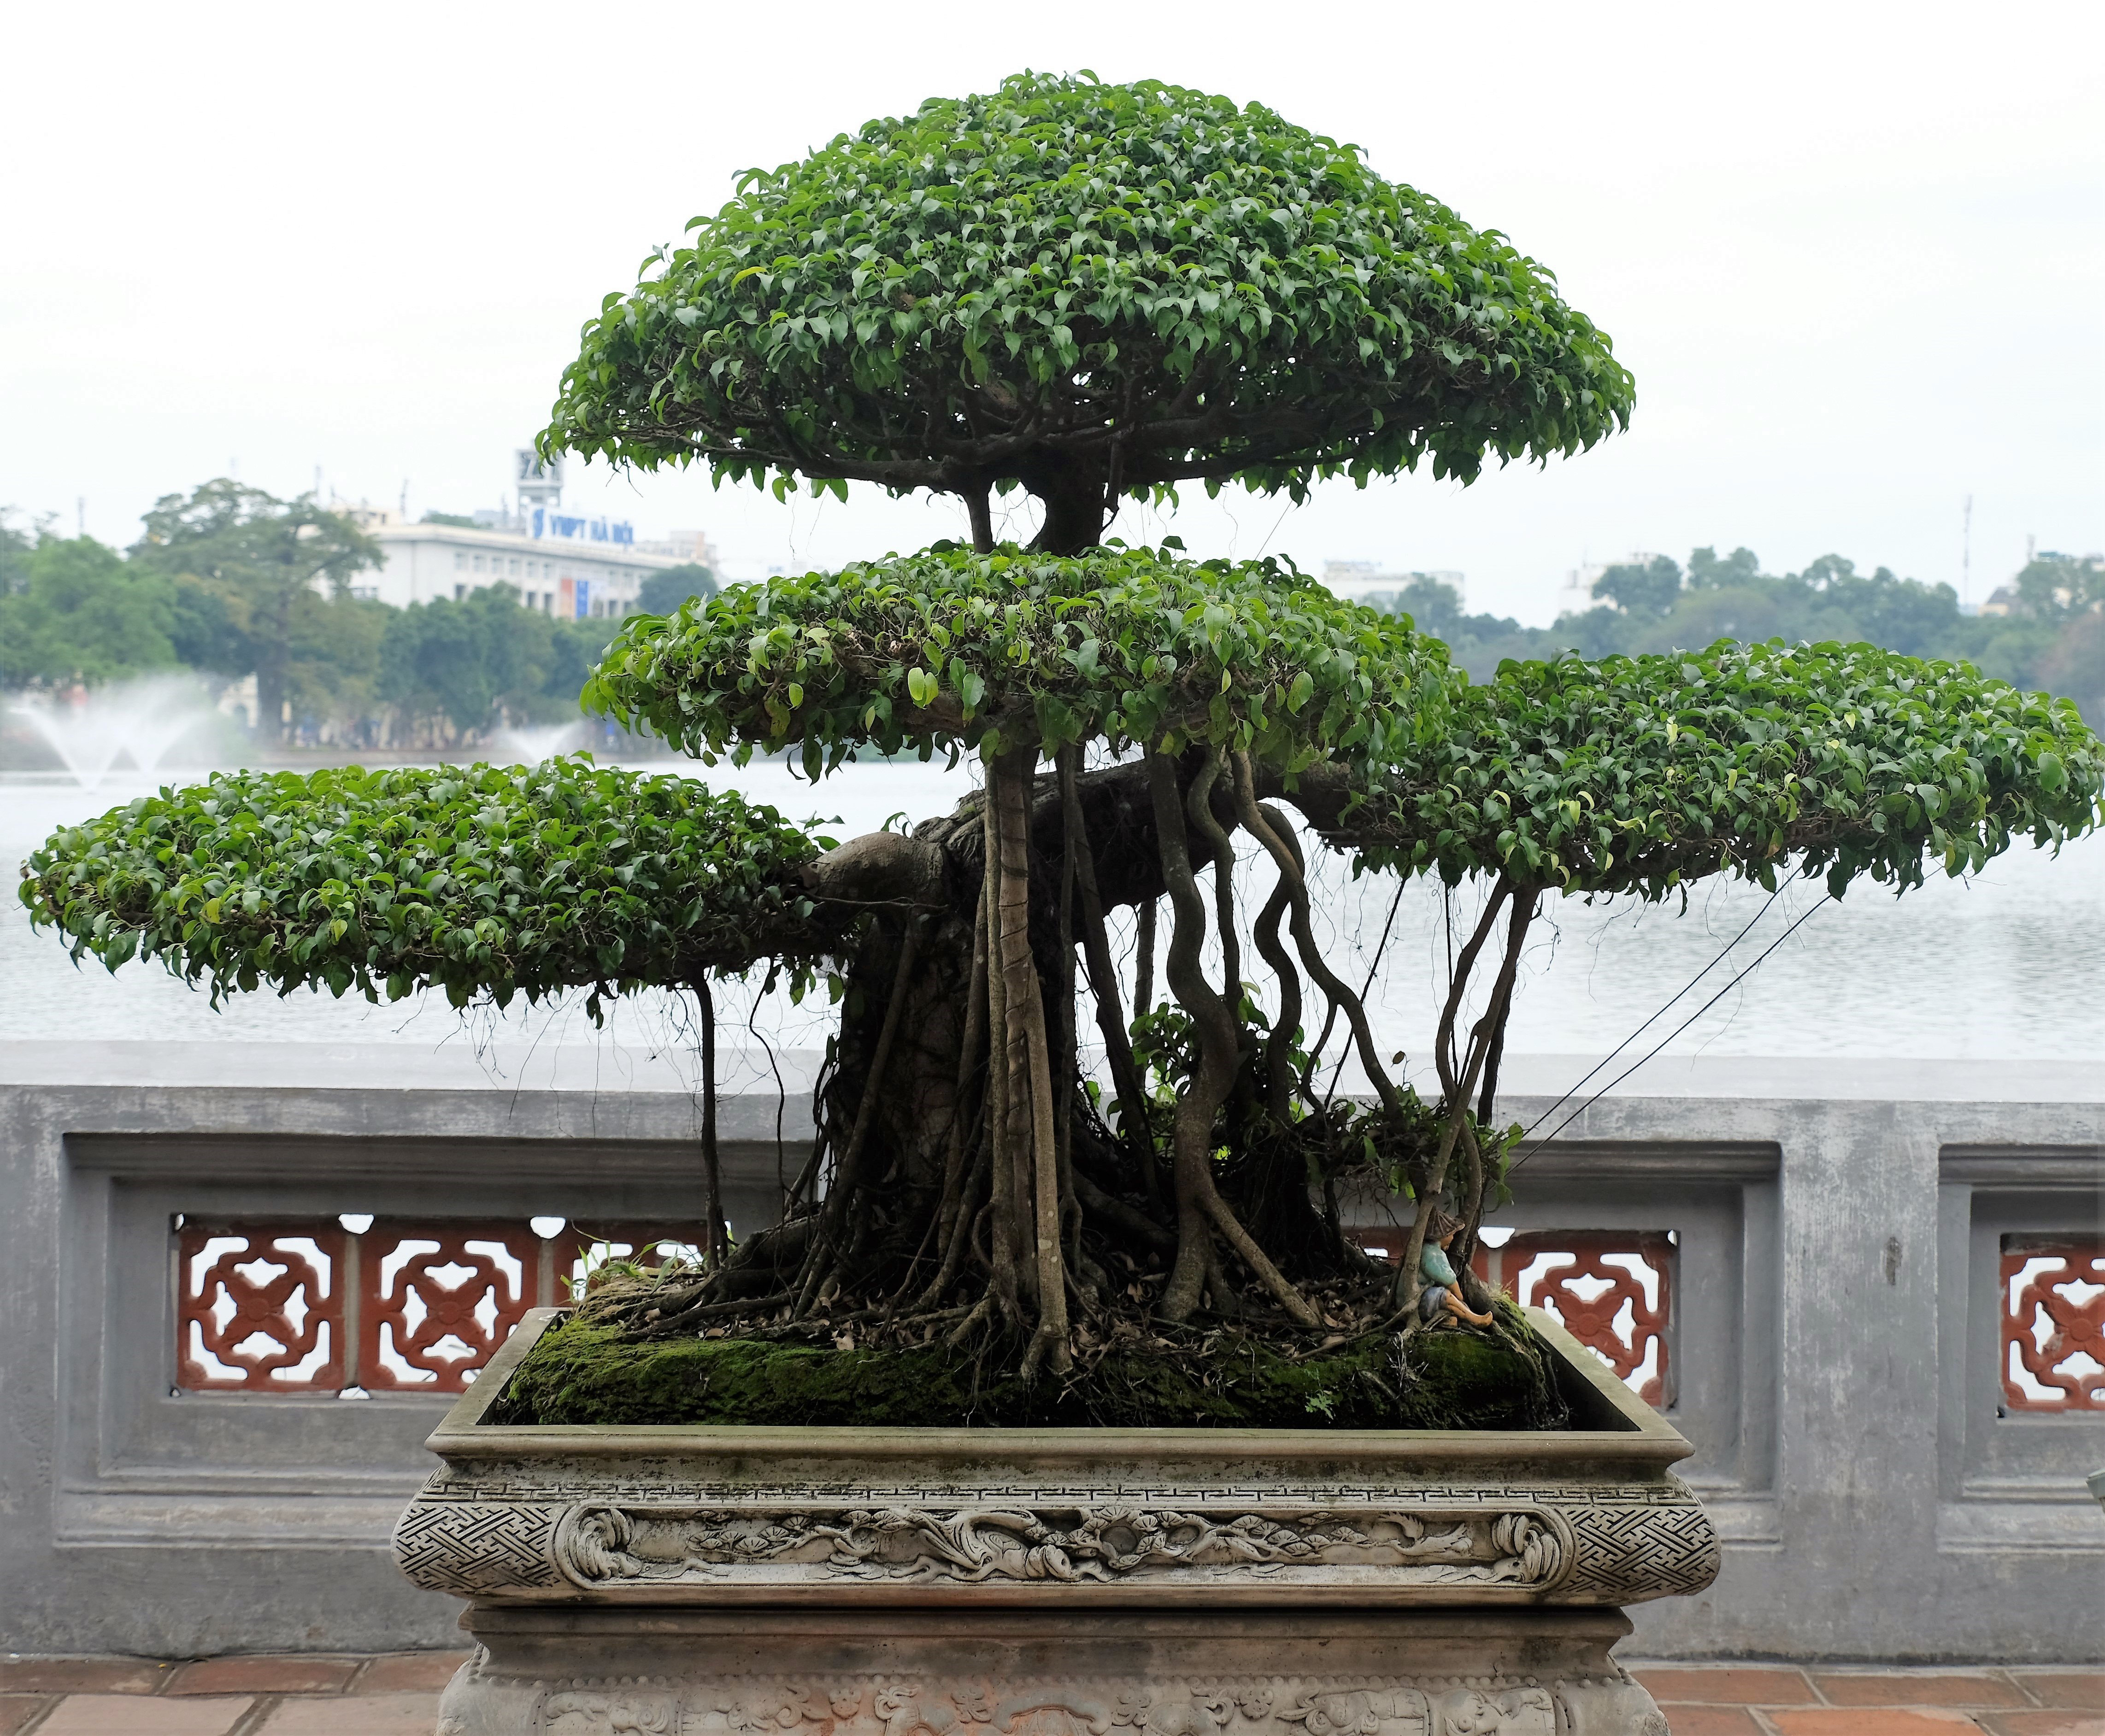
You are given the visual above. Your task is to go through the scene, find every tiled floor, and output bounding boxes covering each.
[0,1657,2096,1734]
[1631,1665,2105,1735]
[0,1654,463,1736]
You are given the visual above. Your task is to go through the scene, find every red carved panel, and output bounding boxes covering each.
[177,1222,346,1390]
[2001,1237,2105,1412]
[163,1215,846,1394]
[359,1221,541,1393]
[1339,1225,1675,1408]
[1498,1232,1675,1408]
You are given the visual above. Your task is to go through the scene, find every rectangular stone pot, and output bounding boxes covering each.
[399,1308,1712,1736]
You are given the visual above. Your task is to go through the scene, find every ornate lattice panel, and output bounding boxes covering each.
[360,1220,542,1393]
[173,1216,707,1396]
[2001,1236,2105,1411]
[1346,1225,1676,1408]
[178,1222,347,1390]
[1492,1232,1675,1408]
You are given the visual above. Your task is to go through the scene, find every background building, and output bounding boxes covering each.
[340,450,712,618]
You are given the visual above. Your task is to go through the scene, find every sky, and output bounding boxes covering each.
[3,0,2099,625]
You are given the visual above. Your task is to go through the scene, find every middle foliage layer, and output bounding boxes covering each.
[584,545,1458,778]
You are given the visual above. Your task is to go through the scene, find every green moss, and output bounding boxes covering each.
[488,1304,1570,1431]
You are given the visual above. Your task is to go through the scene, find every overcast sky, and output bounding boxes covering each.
[4,0,2098,623]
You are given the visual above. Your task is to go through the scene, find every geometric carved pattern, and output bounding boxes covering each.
[1488,1233,1674,1408]
[390,1499,564,1595]
[176,1221,346,1390]
[171,1216,711,1396]
[360,1220,540,1394]
[1558,1501,1723,1601]
[2001,1236,2105,1411]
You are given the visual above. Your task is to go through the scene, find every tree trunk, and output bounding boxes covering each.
[1022,451,1108,556]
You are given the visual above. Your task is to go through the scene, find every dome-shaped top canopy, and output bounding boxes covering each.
[542,73,1635,549]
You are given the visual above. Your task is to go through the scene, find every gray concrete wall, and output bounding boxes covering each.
[0,1042,2098,1662]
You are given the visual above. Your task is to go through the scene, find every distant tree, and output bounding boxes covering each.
[1798,554,1964,657]
[1369,576,1558,682]
[0,513,33,596]
[0,527,181,687]
[2014,553,2105,621]
[637,562,718,616]
[1594,554,1682,620]
[131,481,380,743]
[167,574,251,680]
[1685,545,1762,589]
[380,585,613,743]
[2039,612,2105,727]
[420,511,483,529]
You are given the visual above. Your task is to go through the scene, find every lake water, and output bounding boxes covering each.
[7,757,2102,1091]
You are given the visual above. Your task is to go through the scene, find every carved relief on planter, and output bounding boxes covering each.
[548,1502,1570,1593]
[394,1478,1715,1609]
[488,1670,1670,1736]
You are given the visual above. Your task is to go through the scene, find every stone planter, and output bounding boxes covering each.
[396,1308,1717,1736]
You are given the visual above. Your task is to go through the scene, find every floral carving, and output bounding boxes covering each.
[542,1688,681,1734]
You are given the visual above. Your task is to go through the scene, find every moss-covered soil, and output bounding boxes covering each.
[488,1303,1571,1431]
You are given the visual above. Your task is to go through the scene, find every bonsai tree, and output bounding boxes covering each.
[23,75,2105,1409]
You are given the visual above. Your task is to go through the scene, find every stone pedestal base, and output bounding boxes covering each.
[435,1605,1668,1736]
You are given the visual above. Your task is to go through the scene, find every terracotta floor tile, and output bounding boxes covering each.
[2014,1679,2105,1713]
[1652,1707,1769,1735]
[0,1698,54,1736]
[168,1656,359,1696]
[1979,1714,2105,1736]
[1813,1673,2029,1709]
[350,1651,470,1693]
[1635,1667,1819,1705]
[254,1691,443,1733]
[34,1695,253,1735]
[0,1659,174,1695]
[1768,1711,1989,1734]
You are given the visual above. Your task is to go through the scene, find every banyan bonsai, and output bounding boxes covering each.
[23,75,2103,1421]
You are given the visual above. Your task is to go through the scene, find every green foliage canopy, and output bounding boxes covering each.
[584,545,1456,777]
[542,72,1633,512]
[20,759,830,1011]
[1357,640,2105,899]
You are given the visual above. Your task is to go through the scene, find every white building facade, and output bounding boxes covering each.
[341,452,717,619]
[344,511,696,619]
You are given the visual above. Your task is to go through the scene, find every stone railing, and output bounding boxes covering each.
[0,1041,2098,1663]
